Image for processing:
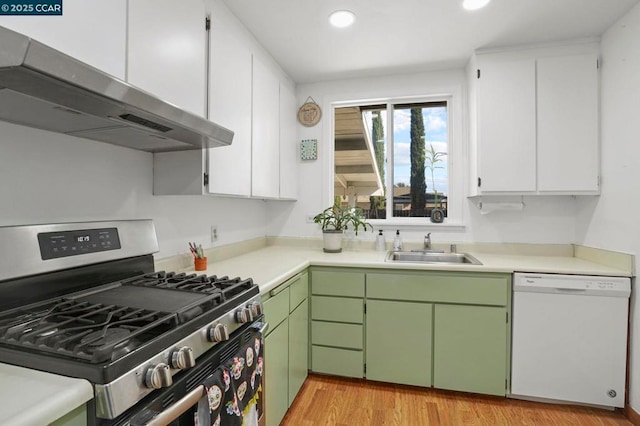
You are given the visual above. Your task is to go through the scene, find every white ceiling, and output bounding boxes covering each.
[221,0,639,83]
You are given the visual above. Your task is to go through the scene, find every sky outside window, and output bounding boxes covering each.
[393,105,448,194]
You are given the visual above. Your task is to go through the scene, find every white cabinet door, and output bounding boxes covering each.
[127,0,206,117]
[537,54,599,193]
[251,56,280,199]
[279,82,298,200]
[0,0,127,79]
[206,4,252,196]
[477,57,537,193]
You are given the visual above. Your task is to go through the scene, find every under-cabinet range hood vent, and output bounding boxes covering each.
[0,26,233,153]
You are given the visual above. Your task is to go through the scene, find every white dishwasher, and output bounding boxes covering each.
[510,273,630,408]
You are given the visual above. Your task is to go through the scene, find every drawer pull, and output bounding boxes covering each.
[270,285,288,297]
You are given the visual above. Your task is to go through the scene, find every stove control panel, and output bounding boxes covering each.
[38,227,121,260]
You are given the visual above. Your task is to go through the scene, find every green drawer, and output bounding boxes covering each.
[367,271,509,306]
[311,269,365,297]
[311,321,363,349]
[311,345,363,378]
[311,296,363,323]
[263,286,290,331]
[289,271,309,312]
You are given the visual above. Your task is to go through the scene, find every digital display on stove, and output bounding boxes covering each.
[38,227,121,260]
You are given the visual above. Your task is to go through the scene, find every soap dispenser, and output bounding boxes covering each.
[392,230,403,251]
[376,230,386,251]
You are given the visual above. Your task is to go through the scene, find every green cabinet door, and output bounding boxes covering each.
[50,404,87,426]
[433,304,507,396]
[265,319,289,426]
[366,300,432,387]
[288,299,308,406]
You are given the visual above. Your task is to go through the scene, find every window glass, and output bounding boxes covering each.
[334,99,449,222]
[392,102,448,218]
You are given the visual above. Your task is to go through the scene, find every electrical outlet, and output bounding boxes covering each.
[306,214,315,224]
[210,225,218,242]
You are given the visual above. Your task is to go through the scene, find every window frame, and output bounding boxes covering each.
[326,92,465,229]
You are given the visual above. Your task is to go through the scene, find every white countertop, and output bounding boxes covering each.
[180,246,632,295]
[0,363,93,425]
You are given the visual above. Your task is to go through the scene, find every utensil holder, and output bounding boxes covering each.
[194,257,207,271]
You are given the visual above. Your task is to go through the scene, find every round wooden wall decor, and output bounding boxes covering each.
[297,97,322,127]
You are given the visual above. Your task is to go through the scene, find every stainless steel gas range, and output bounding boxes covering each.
[0,220,266,425]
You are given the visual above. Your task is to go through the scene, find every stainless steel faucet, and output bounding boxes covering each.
[424,233,431,250]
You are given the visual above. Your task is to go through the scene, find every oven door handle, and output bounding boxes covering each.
[253,321,269,336]
[146,385,205,426]
[146,324,268,426]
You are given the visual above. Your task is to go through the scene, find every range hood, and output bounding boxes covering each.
[0,26,233,153]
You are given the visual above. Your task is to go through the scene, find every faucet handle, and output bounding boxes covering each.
[424,233,432,249]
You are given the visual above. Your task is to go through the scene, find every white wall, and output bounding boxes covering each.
[0,122,268,259]
[267,70,579,245]
[575,2,640,411]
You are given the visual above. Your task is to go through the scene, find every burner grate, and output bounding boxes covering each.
[0,299,177,363]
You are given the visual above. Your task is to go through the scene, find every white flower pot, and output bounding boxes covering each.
[322,230,343,253]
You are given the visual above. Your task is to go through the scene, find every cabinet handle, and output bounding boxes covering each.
[270,285,288,297]
[270,275,301,296]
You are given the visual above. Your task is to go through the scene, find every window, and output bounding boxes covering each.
[333,97,452,223]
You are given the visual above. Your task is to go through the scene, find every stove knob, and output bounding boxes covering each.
[235,307,253,323]
[247,301,263,317]
[207,323,230,342]
[144,363,172,389]
[170,346,196,370]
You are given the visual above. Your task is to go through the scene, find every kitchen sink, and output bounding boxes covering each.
[385,250,483,265]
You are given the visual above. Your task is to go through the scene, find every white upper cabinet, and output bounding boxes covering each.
[127,0,206,117]
[0,0,127,79]
[536,54,599,193]
[153,0,298,199]
[251,56,281,199]
[206,4,252,197]
[476,57,537,193]
[279,81,299,200]
[470,43,600,195]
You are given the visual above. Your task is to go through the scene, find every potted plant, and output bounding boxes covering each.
[313,203,372,253]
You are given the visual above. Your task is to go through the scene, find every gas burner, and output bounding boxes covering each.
[36,328,59,338]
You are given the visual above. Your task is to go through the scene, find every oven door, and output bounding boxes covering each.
[129,321,268,426]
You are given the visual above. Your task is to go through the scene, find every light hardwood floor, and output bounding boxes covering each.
[281,375,632,426]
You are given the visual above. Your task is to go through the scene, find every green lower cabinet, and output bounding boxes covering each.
[311,345,363,378]
[265,319,289,426]
[366,300,432,387]
[433,304,508,396]
[50,404,87,426]
[288,299,308,406]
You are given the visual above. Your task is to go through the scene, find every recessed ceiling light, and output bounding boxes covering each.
[329,10,356,28]
[463,0,491,11]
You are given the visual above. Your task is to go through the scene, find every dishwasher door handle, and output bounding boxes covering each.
[554,287,588,293]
